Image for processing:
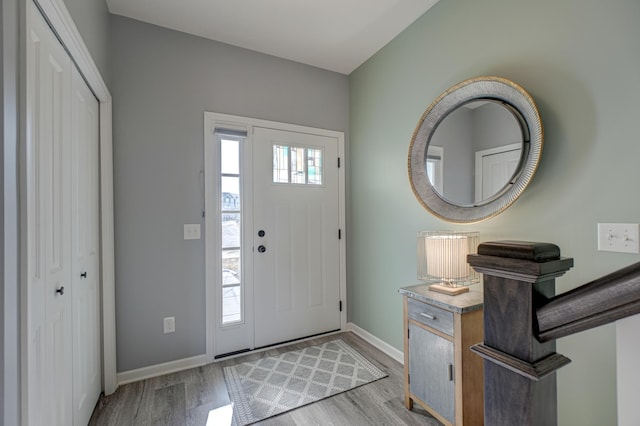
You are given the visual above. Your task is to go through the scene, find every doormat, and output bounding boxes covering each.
[223,339,387,425]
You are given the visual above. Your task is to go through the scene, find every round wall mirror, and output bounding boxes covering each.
[408,76,543,223]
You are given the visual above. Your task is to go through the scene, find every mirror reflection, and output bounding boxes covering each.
[408,76,543,223]
[427,100,523,206]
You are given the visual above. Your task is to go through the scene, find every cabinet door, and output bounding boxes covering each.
[409,323,455,423]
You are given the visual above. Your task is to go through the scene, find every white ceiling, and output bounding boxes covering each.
[106,0,440,75]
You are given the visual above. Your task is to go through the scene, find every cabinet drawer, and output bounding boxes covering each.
[407,297,454,336]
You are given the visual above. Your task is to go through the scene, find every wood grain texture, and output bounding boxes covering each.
[467,241,574,426]
[457,309,483,426]
[483,362,558,426]
[482,275,556,362]
[89,332,442,425]
[467,254,573,283]
[476,241,560,262]
[470,344,571,381]
[536,260,640,341]
[538,299,640,342]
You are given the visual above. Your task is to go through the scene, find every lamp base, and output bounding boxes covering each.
[428,283,470,296]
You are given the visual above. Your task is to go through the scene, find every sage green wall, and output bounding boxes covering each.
[348,0,640,424]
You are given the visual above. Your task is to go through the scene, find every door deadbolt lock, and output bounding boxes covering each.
[258,230,265,237]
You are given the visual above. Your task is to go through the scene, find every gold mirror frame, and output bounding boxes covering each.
[408,76,543,223]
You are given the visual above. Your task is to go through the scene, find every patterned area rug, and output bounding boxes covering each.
[223,339,388,425]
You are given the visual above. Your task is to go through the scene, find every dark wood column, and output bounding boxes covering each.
[467,241,574,426]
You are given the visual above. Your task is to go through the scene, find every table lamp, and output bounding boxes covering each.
[417,231,479,295]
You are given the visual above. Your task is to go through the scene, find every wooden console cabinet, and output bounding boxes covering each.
[399,285,484,425]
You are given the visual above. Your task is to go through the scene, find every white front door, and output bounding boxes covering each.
[252,127,341,347]
[205,114,345,359]
[70,66,102,425]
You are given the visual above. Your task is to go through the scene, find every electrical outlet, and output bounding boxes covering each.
[597,223,640,254]
[163,316,175,334]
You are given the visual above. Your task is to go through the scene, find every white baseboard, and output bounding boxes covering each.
[116,327,402,385]
[117,354,207,385]
[346,322,404,365]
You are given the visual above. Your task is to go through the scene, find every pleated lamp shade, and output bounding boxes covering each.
[417,231,479,295]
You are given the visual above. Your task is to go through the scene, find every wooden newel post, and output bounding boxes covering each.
[467,241,574,426]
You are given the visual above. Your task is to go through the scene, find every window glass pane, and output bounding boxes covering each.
[222,250,241,324]
[291,147,306,184]
[222,285,241,323]
[222,213,240,249]
[307,148,322,185]
[273,145,289,183]
[217,132,243,326]
[221,177,240,210]
[222,250,240,283]
[221,139,239,175]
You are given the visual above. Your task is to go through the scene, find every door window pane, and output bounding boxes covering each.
[291,147,306,184]
[273,145,289,183]
[272,144,323,185]
[307,148,322,185]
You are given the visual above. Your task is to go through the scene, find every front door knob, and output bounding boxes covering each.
[258,245,266,253]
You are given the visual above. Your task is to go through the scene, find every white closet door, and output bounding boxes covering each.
[26,4,73,425]
[70,66,101,426]
[27,3,102,425]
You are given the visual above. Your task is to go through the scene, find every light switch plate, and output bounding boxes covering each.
[597,223,640,254]
[184,223,201,240]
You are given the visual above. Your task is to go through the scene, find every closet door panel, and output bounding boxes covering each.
[71,65,102,426]
[40,20,74,426]
[28,5,74,425]
[27,3,103,424]
[26,17,47,426]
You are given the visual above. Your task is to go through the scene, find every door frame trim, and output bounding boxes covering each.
[203,112,347,363]
[23,0,117,410]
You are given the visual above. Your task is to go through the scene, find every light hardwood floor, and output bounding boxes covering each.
[89,332,442,425]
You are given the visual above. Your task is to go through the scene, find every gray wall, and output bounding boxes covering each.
[431,107,474,204]
[473,102,521,151]
[109,15,349,371]
[349,0,640,424]
[63,0,111,85]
